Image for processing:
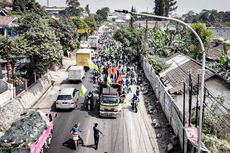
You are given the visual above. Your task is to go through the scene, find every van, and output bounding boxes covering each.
[68,66,85,82]
[56,88,79,110]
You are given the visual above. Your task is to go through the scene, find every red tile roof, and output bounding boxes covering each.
[0,16,17,26]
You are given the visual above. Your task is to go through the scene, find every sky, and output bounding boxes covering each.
[37,0,230,15]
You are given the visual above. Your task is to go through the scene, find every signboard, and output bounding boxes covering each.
[77,28,91,34]
[185,127,198,145]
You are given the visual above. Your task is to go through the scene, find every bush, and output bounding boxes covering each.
[147,55,170,74]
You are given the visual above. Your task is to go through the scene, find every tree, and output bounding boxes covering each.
[219,43,230,70]
[84,16,96,31]
[15,13,41,34]
[95,7,110,23]
[85,4,90,16]
[188,23,213,60]
[61,0,83,17]
[66,0,80,7]
[16,14,63,77]
[154,0,177,17]
[71,16,88,29]
[169,0,177,13]
[12,0,47,16]
[49,17,79,56]
[0,36,31,82]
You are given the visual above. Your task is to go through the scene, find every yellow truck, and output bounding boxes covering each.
[76,49,92,68]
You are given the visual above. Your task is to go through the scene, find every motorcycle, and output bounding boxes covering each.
[72,132,80,149]
[137,75,142,85]
[86,94,93,111]
[131,99,139,113]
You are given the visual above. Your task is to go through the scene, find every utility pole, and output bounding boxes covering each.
[114,10,206,152]
[183,82,186,153]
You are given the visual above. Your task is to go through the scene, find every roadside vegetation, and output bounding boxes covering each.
[0,0,109,84]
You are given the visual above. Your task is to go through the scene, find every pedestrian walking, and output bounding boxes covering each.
[93,123,104,150]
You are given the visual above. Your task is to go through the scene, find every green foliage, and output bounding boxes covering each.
[15,13,42,34]
[71,16,88,29]
[14,14,63,75]
[182,10,230,27]
[49,17,79,54]
[113,28,143,56]
[188,23,213,59]
[219,43,230,69]
[147,55,170,74]
[147,23,189,57]
[60,0,83,17]
[95,7,110,23]
[154,0,177,17]
[12,0,47,16]
[84,16,97,31]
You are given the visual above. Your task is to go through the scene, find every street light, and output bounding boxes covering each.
[115,9,206,153]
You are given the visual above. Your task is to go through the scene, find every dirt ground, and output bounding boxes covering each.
[141,75,182,153]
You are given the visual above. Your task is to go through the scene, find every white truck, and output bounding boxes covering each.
[68,66,85,82]
[88,35,99,49]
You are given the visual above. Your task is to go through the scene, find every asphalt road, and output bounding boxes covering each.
[34,65,155,153]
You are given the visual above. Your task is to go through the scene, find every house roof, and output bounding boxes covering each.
[134,21,169,29]
[160,54,215,94]
[0,16,18,27]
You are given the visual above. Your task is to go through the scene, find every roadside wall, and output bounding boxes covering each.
[0,80,14,106]
[141,56,187,151]
[0,73,52,132]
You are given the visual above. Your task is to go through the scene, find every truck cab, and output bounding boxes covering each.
[98,83,124,118]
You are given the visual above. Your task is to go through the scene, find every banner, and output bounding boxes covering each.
[79,84,87,97]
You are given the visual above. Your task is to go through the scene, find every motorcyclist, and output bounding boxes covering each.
[136,86,140,96]
[131,94,140,103]
[71,123,84,146]
[87,91,94,101]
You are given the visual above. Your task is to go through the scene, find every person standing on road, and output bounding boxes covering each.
[93,123,104,150]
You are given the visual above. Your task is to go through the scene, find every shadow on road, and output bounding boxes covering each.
[62,139,76,150]
[83,144,95,149]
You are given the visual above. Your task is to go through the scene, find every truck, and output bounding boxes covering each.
[76,49,92,68]
[0,110,55,153]
[68,66,85,82]
[87,35,99,49]
[97,83,124,118]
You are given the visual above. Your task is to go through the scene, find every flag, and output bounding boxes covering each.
[105,48,110,56]
[91,61,99,71]
[79,84,87,97]
[106,75,111,87]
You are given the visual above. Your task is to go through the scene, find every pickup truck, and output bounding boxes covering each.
[97,83,124,118]
[0,109,55,153]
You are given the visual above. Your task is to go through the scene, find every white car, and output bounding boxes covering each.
[56,88,79,110]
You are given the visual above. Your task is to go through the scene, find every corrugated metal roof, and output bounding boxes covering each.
[160,54,215,94]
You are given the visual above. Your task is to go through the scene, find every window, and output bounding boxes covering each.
[57,95,72,100]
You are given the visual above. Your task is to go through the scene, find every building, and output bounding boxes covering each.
[0,16,18,38]
[134,20,169,29]
[160,53,230,115]
[209,27,230,40]
[44,6,66,15]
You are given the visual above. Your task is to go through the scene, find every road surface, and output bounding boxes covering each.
[33,58,156,153]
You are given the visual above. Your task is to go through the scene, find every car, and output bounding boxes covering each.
[56,88,79,110]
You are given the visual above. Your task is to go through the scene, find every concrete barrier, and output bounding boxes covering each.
[0,73,52,132]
